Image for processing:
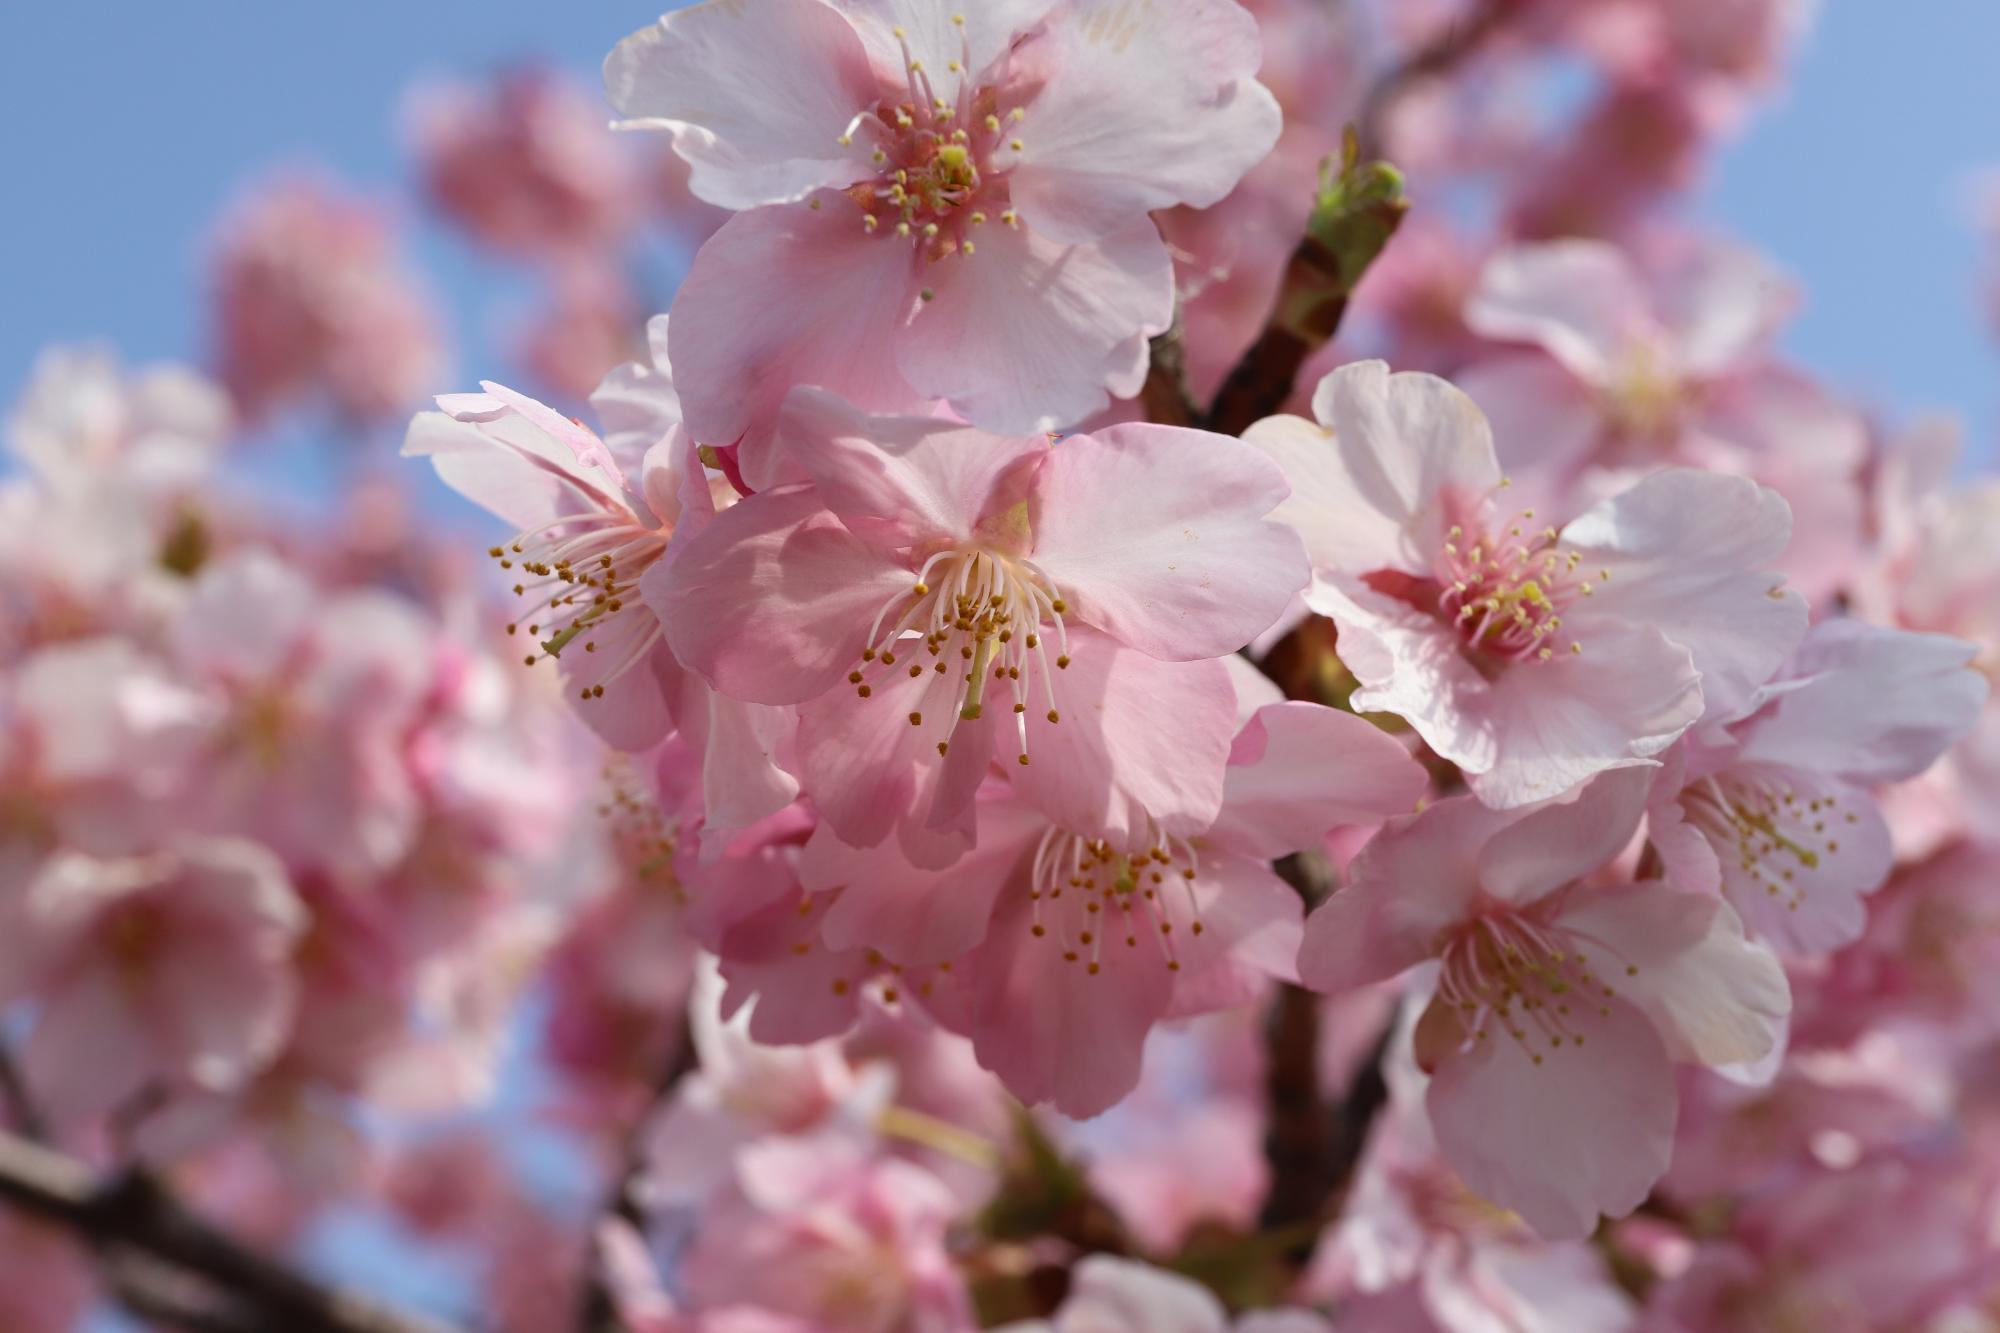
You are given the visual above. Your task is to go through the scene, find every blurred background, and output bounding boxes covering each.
[3,0,1997,466]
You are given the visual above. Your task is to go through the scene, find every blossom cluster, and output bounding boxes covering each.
[6,0,2000,1329]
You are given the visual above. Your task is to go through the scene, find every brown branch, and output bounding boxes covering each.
[0,1130,462,1333]
[1140,323,1199,428]
[577,1009,699,1333]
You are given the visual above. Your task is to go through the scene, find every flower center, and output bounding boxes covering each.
[1680,770,1855,913]
[1024,823,1205,976]
[1434,913,1629,1065]
[1434,497,1603,665]
[849,547,1071,763]
[491,512,668,703]
[839,20,1026,266]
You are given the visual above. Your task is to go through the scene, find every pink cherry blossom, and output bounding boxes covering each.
[405,379,684,750]
[1248,359,1805,808]
[411,67,639,257]
[680,1131,973,1331]
[785,700,1425,1116]
[1457,236,1868,599]
[0,839,305,1122]
[1648,619,1985,955]
[1299,770,1790,1237]
[606,0,1281,452]
[209,173,446,425]
[661,388,1308,851]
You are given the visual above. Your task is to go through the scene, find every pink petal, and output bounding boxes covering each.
[894,215,1171,435]
[1454,352,1604,481]
[668,200,930,481]
[1297,797,1502,995]
[1425,993,1675,1240]
[655,483,912,704]
[715,892,867,1045]
[1477,767,1653,906]
[1212,702,1427,859]
[793,656,971,850]
[1465,240,1653,384]
[1279,361,1502,579]
[1007,0,1279,244]
[801,797,1043,965]
[1654,239,1796,378]
[1560,467,1805,723]
[605,0,879,211]
[834,0,1058,84]
[1053,1256,1230,1333]
[1007,634,1237,843]
[1556,883,1790,1066]
[1738,620,1985,784]
[775,387,1048,551]
[965,876,1174,1117]
[26,964,158,1121]
[1027,423,1306,660]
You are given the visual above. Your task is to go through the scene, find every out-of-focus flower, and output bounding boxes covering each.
[999,1254,1331,1332]
[411,67,639,257]
[0,839,305,1121]
[210,174,446,425]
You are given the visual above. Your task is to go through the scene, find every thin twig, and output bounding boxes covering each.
[1353,0,1519,161]
[0,1130,462,1333]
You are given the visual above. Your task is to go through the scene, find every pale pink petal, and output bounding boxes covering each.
[171,550,311,682]
[591,314,683,467]
[775,387,1048,550]
[26,964,158,1120]
[1006,634,1237,843]
[967,879,1174,1117]
[1556,884,1789,1066]
[1211,702,1427,859]
[1477,768,1652,905]
[1560,468,1804,722]
[604,0,878,210]
[1465,240,1653,384]
[1291,361,1501,578]
[715,893,867,1045]
[894,215,1171,435]
[1454,621,1702,809]
[668,200,929,480]
[565,625,677,752]
[1654,239,1796,378]
[1048,1256,1229,1333]
[800,798,1044,964]
[1173,850,1303,991]
[1028,423,1305,659]
[1006,0,1279,244]
[1454,353,1604,480]
[1737,620,1985,783]
[1700,766,1894,956]
[1297,798,1503,995]
[793,658,969,849]
[655,483,912,704]
[1426,995,1674,1240]
[835,0,1058,83]
[695,693,802,841]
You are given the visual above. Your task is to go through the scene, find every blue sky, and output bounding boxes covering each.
[2,2,1996,459]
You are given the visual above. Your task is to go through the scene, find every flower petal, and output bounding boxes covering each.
[1212,702,1427,859]
[604,0,879,210]
[1028,423,1306,660]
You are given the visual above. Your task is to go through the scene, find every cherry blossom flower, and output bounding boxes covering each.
[411,67,638,257]
[209,174,445,424]
[405,379,685,750]
[1299,769,1790,1237]
[1247,359,1805,808]
[660,388,1307,853]
[606,0,1281,460]
[0,839,305,1121]
[680,1131,972,1331]
[787,700,1425,1116]
[1648,619,1985,955]
[1457,236,1867,598]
